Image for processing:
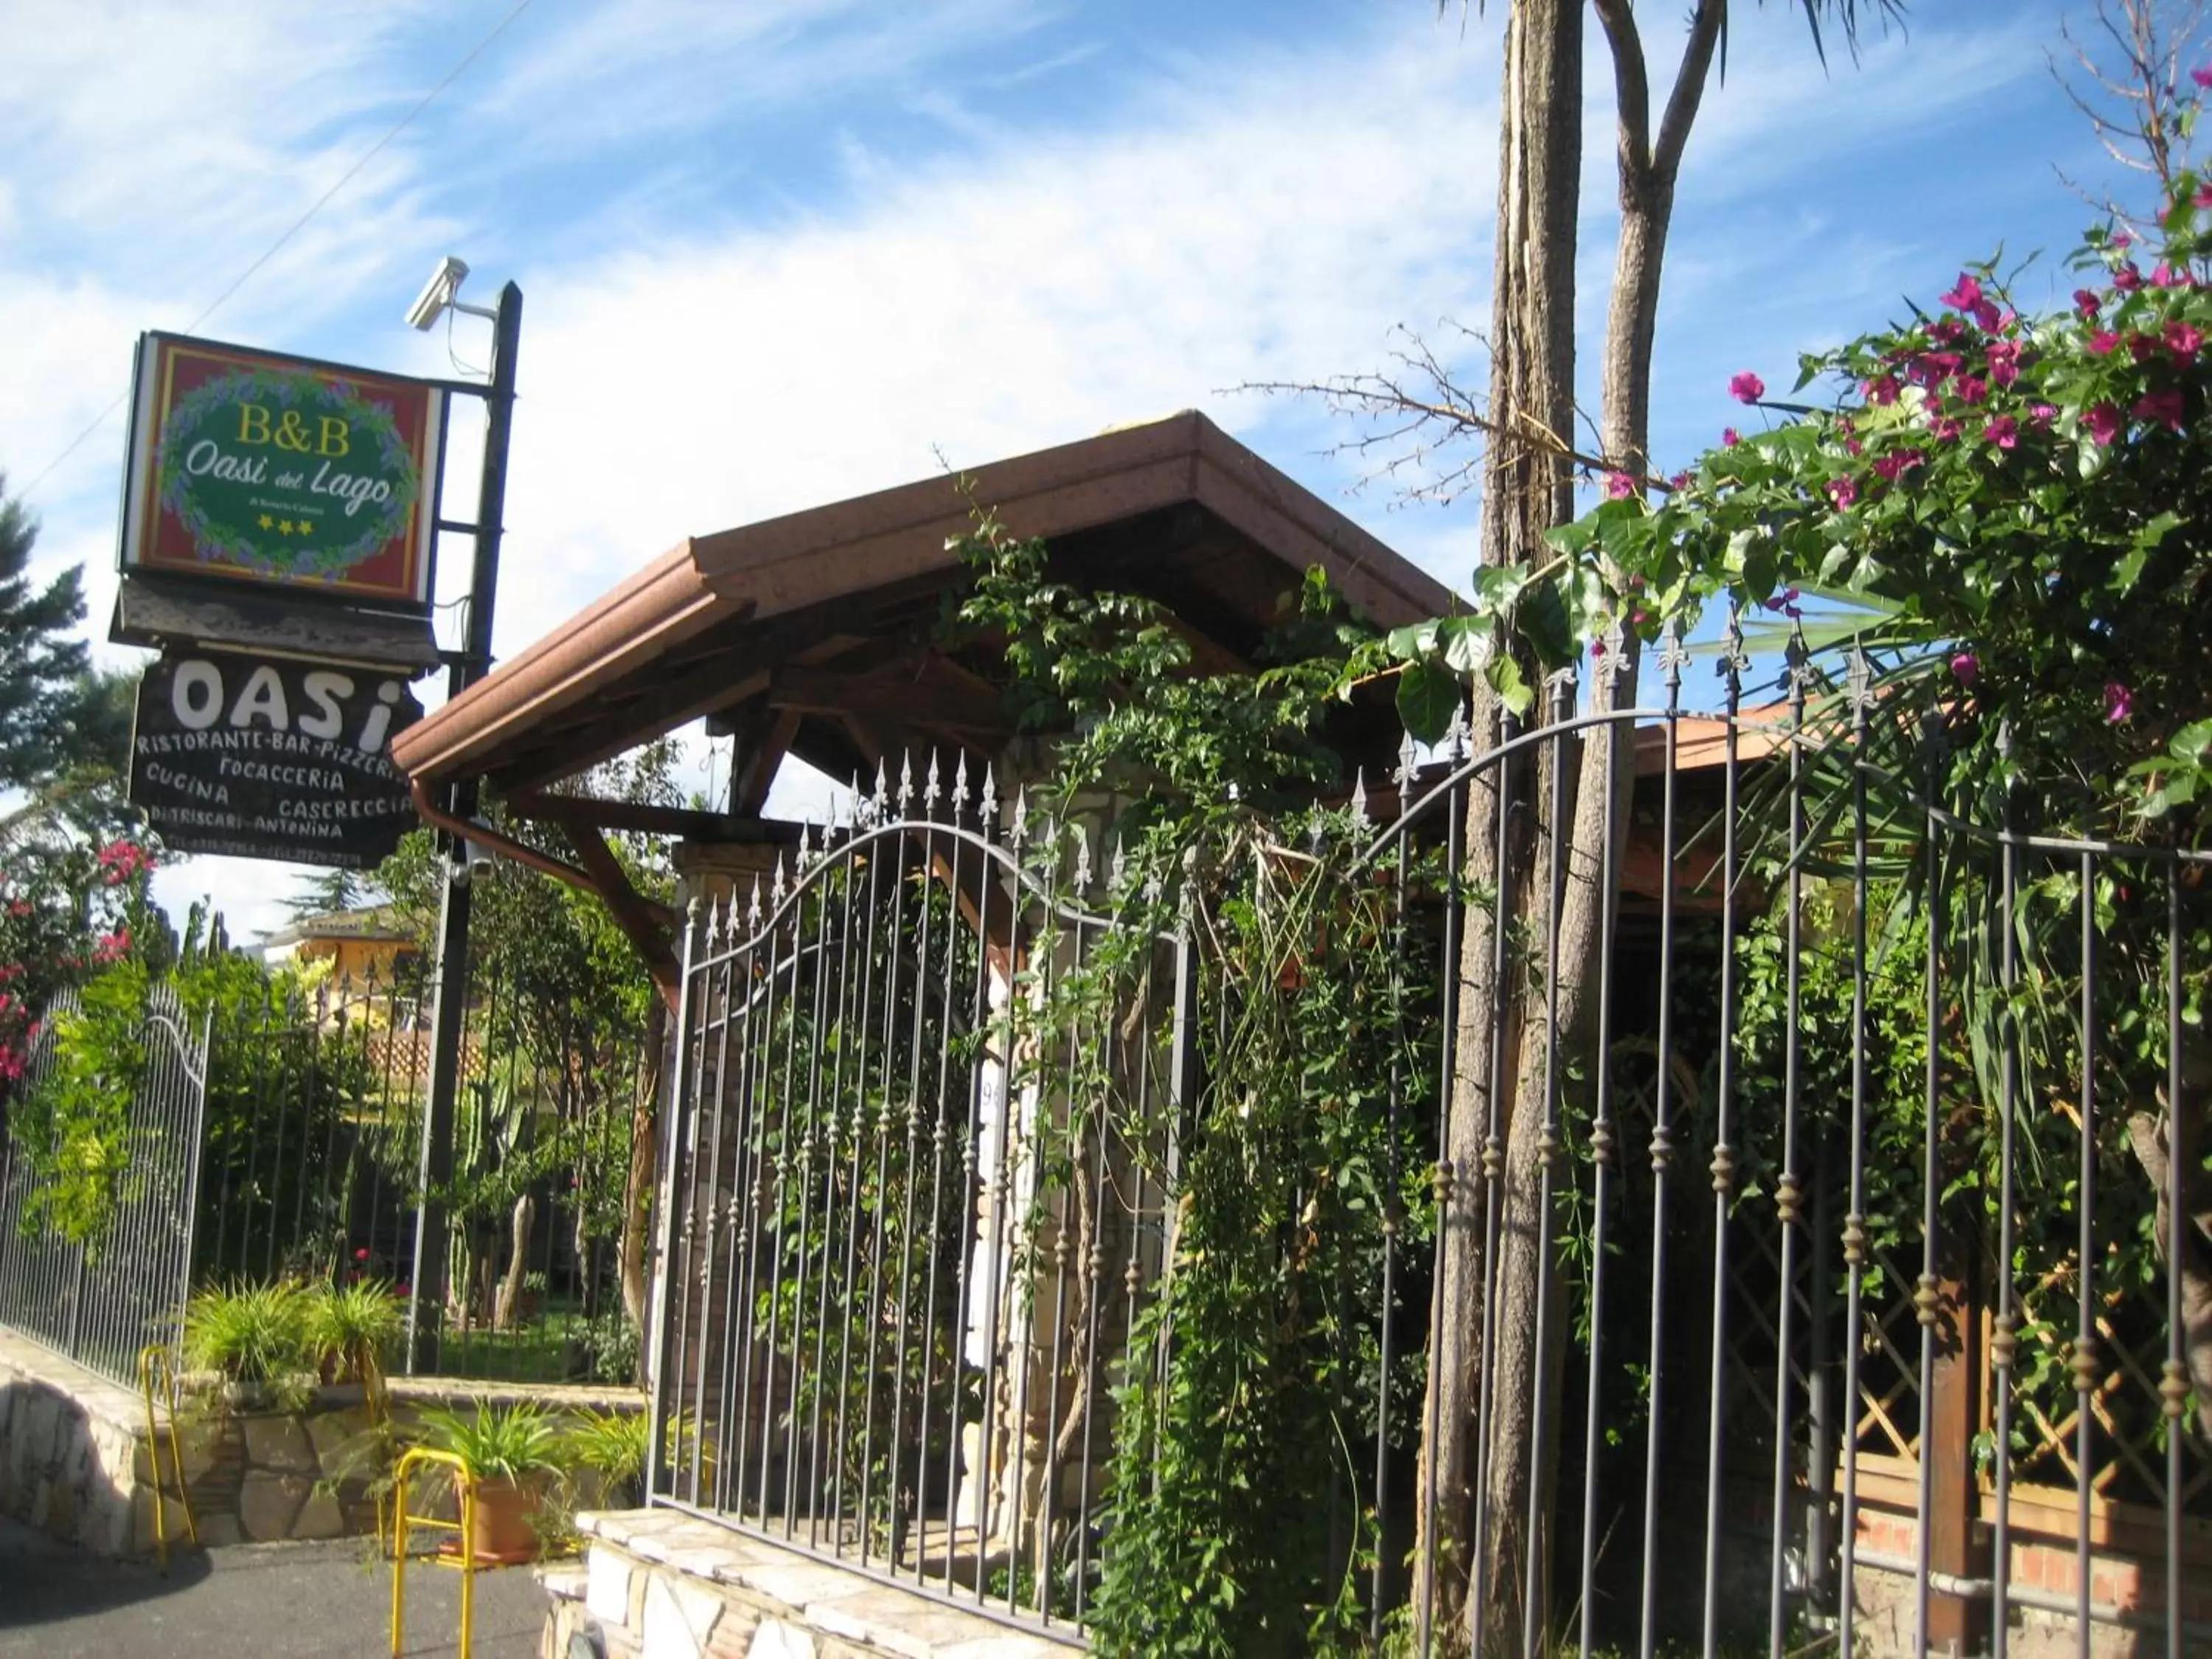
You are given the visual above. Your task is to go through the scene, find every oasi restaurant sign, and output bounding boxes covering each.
[130,649,423,871]
[119,333,444,611]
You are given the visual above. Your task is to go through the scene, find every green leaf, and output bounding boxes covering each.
[1485,655,1534,718]
[1518,581,1576,669]
[1437,614,1495,677]
[1395,658,1461,742]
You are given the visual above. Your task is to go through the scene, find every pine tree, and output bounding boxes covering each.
[0,475,96,793]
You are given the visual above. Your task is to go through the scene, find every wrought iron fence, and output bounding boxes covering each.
[646,647,2208,1657]
[0,982,209,1385]
[192,954,647,1384]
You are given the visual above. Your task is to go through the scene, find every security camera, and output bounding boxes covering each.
[464,839,497,883]
[406,256,470,331]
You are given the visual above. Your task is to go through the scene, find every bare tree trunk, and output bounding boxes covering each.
[1447,5,1728,1646]
[1414,0,1582,1638]
[495,1191,535,1329]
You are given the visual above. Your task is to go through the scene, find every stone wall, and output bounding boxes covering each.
[0,1328,646,1557]
[543,1508,1084,1659]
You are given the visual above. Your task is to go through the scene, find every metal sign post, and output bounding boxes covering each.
[406,281,522,1375]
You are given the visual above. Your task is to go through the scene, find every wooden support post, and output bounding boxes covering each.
[1926,1262,1989,1655]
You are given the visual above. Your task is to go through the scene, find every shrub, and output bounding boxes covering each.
[563,1408,650,1506]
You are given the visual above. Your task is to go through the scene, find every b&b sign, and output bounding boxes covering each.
[130,650,424,870]
[119,333,444,611]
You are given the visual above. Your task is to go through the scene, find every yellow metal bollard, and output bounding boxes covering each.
[389,1447,478,1659]
[136,1345,198,1572]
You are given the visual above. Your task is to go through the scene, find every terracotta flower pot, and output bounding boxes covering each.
[464,1476,541,1565]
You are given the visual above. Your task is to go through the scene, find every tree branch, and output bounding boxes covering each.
[1653,0,1729,188]
[1591,0,1653,181]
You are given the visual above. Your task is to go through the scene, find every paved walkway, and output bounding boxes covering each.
[0,1517,548,1658]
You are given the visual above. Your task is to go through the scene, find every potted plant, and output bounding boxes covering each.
[417,1400,566,1564]
[181,1279,313,1408]
[302,1279,402,1388]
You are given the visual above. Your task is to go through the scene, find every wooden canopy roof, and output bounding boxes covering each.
[389,411,1454,804]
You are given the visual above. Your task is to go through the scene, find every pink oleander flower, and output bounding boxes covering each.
[1722,426,1741,447]
[1983,415,2020,450]
[2135,388,2186,430]
[1954,373,1989,405]
[2114,262,2143,292]
[2084,403,2124,445]
[1986,341,2022,386]
[1729,370,1766,403]
[1871,447,1927,481]
[2074,288,2102,319]
[1941,273,1983,311]
[1950,652,1979,686]
[1605,471,1635,499]
[1865,374,1902,406]
[1827,476,1859,509]
[2166,319,2204,359]
[2087,330,2121,355]
[2105,682,2134,723]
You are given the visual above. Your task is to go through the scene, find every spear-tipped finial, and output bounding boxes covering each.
[1073,828,1093,891]
[1009,785,1029,847]
[1658,619,1691,692]
[1846,640,1877,712]
[980,763,998,825]
[747,874,764,929]
[1109,841,1128,892]
[1349,768,1368,824]
[896,751,914,814]
[1596,616,1627,689]
[1719,603,1750,688]
[923,750,942,810]
[950,752,971,816]
[771,852,788,908]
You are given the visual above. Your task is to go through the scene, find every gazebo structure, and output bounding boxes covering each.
[389,410,1454,992]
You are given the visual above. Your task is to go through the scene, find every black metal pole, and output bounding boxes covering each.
[406,281,522,1375]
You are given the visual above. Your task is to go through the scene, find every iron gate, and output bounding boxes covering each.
[0,981,210,1385]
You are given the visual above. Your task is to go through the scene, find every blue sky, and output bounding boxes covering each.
[0,0,2166,936]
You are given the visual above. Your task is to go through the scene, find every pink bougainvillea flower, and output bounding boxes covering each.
[1605,471,1635,499]
[1871,447,1928,481]
[2152,261,2191,289]
[1983,414,2020,450]
[1908,350,1964,387]
[355,1248,371,1262]
[2027,403,2059,427]
[1985,341,2022,386]
[1971,299,2004,333]
[2166,319,2204,359]
[92,929,130,965]
[1722,427,1741,448]
[1954,373,1990,405]
[2087,330,2121,355]
[2113,229,2137,249]
[2134,388,2186,430]
[2197,183,2212,209]
[1941,273,1984,310]
[2113,262,2143,291]
[1865,374,1902,406]
[2196,65,2212,88]
[2104,682,2135,723]
[2084,402,2124,445]
[1930,319,1966,347]
[1931,415,1965,442]
[2128,333,2161,364]
[2074,288,2103,319]
[1729,370,1766,403]
[1845,438,1865,456]
[1827,476,1859,509]
[1668,470,1692,490]
[1950,652,1979,686]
